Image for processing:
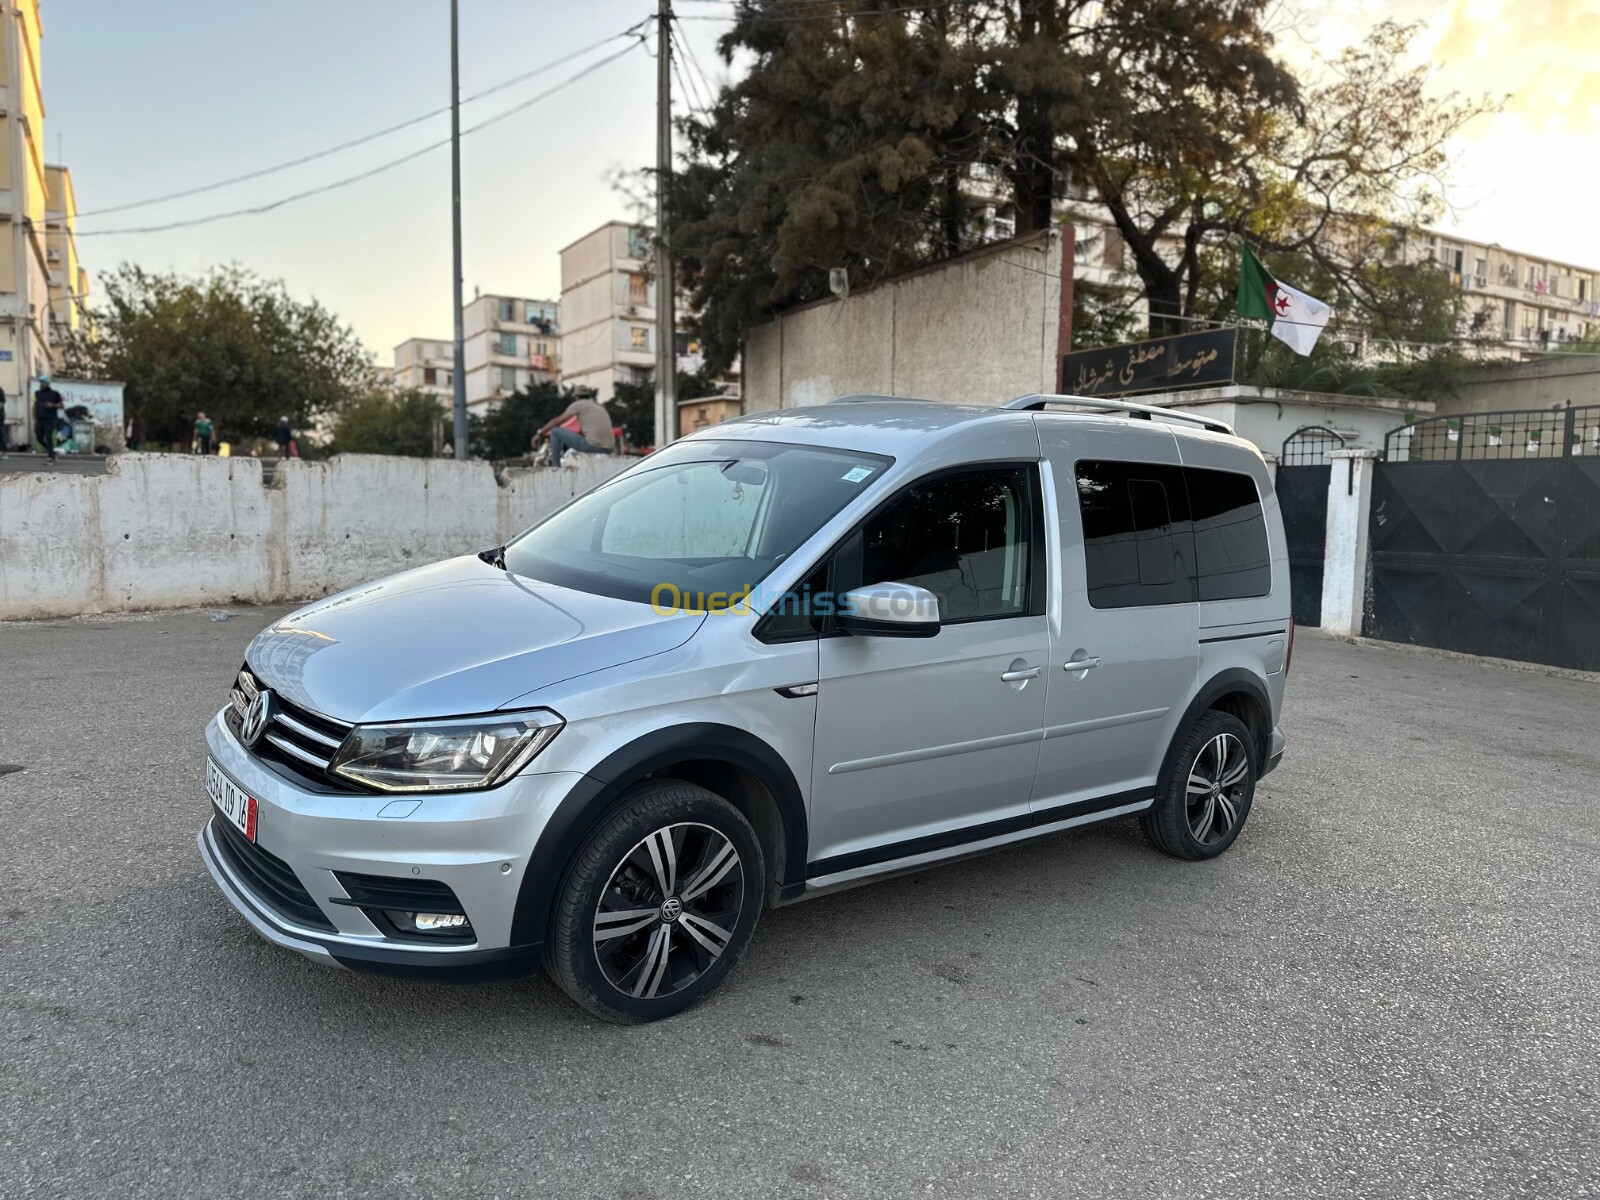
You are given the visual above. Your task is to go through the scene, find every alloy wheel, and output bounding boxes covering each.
[1186,732,1250,845]
[591,822,744,1000]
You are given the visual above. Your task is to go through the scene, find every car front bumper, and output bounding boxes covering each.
[198,708,582,980]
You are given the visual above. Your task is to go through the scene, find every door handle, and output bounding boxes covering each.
[1063,656,1101,672]
[1000,666,1042,682]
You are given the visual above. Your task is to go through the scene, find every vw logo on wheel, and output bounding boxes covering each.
[240,690,275,748]
[659,897,683,923]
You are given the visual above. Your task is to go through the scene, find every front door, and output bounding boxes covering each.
[1030,421,1198,816]
[807,465,1049,875]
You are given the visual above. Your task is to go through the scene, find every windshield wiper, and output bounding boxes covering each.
[478,545,506,570]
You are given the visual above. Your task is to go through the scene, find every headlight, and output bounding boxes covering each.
[329,710,563,792]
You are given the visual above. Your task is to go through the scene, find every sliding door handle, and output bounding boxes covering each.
[1000,666,1042,682]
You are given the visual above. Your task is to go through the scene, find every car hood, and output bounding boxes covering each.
[245,555,704,723]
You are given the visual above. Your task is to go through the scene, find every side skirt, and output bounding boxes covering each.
[792,791,1152,902]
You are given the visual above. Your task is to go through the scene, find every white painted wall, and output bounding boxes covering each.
[1319,449,1382,638]
[0,452,629,620]
[743,232,1067,411]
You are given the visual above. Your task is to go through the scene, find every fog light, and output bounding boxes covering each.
[413,912,469,932]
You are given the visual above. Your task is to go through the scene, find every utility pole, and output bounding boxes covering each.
[654,0,677,448]
[449,0,469,459]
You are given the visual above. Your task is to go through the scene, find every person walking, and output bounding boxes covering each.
[194,411,214,455]
[34,376,64,464]
[533,389,616,467]
[126,413,145,452]
[274,416,293,459]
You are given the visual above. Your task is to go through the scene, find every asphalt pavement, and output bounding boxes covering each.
[1,607,1596,1199]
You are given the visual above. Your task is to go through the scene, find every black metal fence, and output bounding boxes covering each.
[1384,404,1600,463]
[1369,404,1600,670]
[1277,426,1346,625]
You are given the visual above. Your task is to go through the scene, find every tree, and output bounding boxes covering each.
[329,389,444,458]
[610,372,723,449]
[670,5,1492,358]
[60,264,372,449]
[469,382,572,459]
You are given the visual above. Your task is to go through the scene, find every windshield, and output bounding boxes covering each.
[502,438,892,604]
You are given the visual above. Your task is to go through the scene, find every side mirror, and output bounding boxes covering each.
[836,582,941,638]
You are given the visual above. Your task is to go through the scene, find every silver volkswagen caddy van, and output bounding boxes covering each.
[200,395,1291,1022]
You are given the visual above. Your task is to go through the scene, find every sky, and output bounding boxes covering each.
[46,0,1600,363]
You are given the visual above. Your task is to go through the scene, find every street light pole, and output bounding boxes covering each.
[654,0,677,449]
[449,0,469,459]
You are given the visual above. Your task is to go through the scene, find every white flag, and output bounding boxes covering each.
[1267,280,1331,356]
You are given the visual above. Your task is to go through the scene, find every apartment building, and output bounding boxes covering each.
[392,337,455,406]
[462,292,558,411]
[44,163,87,341]
[1,0,53,446]
[558,222,657,403]
[1408,231,1600,352]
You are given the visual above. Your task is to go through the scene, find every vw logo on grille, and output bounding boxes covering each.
[240,690,275,748]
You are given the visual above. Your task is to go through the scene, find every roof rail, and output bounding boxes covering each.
[1005,393,1235,436]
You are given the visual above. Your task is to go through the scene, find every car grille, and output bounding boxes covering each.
[209,814,336,932]
[230,667,357,789]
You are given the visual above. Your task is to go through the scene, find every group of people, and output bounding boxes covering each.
[0,386,297,462]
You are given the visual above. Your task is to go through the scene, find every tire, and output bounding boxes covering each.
[546,778,765,1023]
[1141,710,1257,861]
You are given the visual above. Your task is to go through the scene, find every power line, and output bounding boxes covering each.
[76,27,647,222]
[673,19,721,110]
[76,37,647,238]
[667,25,713,115]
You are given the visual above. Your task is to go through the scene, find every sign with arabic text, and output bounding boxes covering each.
[1059,328,1235,397]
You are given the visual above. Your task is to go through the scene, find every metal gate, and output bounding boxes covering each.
[1368,405,1600,671]
[1277,426,1345,627]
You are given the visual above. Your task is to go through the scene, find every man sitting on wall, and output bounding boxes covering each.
[533,388,617,467]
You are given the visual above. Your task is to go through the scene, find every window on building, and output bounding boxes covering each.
[1076,461,1194,609]
[1102,228,1126,269]
[535,340,551,357]
[1185,468,1271,601]
[1474,257,1488,283]
[498,298,515,322]
[627,227,651,259]
[424,367,437,385]
[630,326,649,350]
[628,273,648,306]
[500,366,519,390]
[847,467,1037,624]
[1580,278,1591,302]
[497,332,518,356]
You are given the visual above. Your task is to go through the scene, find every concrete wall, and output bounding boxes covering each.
[1433,356,1600,417]
[1156,386,1433,457]
[0,452,629,620]
[743,231,1068,411]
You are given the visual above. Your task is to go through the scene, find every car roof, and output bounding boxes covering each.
[697,396,1254,460]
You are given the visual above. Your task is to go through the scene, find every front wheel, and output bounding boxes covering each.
[546,779,764,1023]
[1141,710,1257,860]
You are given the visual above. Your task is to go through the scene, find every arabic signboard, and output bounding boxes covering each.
[53,379,127,429]
[1059,329,1235,397]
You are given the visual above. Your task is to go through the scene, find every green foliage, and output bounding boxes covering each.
[329,389,444,458]
[469,382,572,459]
[668,5,1494,360]
[610,372,723,449]
[60,264,372,449]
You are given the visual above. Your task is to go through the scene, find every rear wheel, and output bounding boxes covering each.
[546,779,764,1023]
[1141,710,1257,860]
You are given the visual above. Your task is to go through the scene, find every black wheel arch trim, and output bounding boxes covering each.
[509,723,809,946]
[1162,668,1274,783]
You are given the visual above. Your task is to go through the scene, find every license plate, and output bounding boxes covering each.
[207,757,258,842]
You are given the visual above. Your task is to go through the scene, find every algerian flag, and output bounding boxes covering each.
[1237,244,1331,356]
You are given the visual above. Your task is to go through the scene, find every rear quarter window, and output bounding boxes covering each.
[1185,466,1272,601]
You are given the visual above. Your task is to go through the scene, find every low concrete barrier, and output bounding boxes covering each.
[0,452,630,620]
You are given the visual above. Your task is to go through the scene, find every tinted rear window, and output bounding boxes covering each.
[1186,467,1272,601]
[1075,460,1195,608]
